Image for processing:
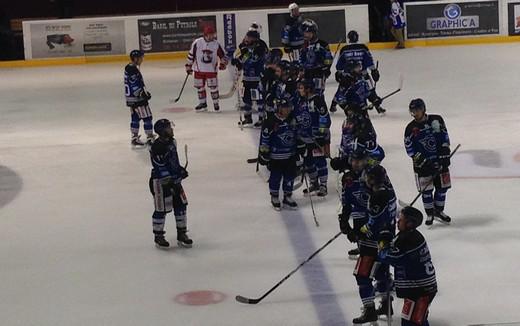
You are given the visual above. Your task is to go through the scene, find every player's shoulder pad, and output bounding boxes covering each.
[151,139,169,155]
[428,114,445,124]
[395,229,425,251]
[125,64,139,75]
[318,39,330,49]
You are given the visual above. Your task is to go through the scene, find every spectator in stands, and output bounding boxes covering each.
[389,0,406,49]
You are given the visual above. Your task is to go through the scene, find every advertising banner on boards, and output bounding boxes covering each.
[508,2,520,35]
[30,20,126,58]
[138,16,217,53]
[405,1,499,39]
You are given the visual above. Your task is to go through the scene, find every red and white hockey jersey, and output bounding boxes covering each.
[186,37,226,73]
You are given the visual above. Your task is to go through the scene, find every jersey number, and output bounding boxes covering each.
[125,84,131,97]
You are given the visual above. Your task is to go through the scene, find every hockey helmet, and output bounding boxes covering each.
[266,49,283,65]
[350,146,368,160]
[154,119,174,137]
[278,59,291,72]
[276,97,294,111]
[298,78,314,90]
[409,98,426,112]
[289,2,300,16]
[347,30,359,43]
[249,22,263,34]
[301,19,318,34]
[401,206,424,228]
[365,165,387,188]
[130,49,144,60]
[246,30,260,40]
[203,25,216,35]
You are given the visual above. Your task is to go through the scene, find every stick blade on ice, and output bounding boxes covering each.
[235,295,259,304]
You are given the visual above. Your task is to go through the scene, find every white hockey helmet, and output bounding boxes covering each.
[248,22,263,34]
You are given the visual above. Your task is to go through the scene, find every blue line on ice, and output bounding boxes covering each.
[249,129,347,326]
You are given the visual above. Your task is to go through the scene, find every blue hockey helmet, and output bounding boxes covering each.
[347,30,359,43]
[154,119,173,137]
[401,206,423,228]
[409,98,426,111]
[130,49,144,60]
[246,30,260,39]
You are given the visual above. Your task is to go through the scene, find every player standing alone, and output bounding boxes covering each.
[124,50,154,147]
[149,119,192,249]
[186,26,228,112]
[404,99,452,226]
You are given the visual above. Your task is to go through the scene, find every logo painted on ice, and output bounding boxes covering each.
[444,4,461,20]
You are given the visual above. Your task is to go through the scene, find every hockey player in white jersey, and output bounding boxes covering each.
[185,26,228,112]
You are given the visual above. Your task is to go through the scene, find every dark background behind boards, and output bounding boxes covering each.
[267,10,346,47]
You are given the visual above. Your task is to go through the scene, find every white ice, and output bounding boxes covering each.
[1,43,520,326]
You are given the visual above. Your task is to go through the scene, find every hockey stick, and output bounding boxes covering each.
[303,173,319,227]
[221,67,241,99]
[365,74,403,111]
[170,73,189,103]
[398,144,461,207]
[184,144,188,169]
[236,231,342,304]
[332,37,345,62]
[247,157,258,164]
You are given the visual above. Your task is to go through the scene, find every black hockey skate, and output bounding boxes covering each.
[195,103,208,112]
[131,135,146,148]
[317,185,328,197]
[353,305,378,325]
[238,115,253,127]
[375,106,386,115]
[154,234,170,250]
[271,195,281,211]
[329,101,337,113]
[253,117,263,128]
[177,228,193,248]
[376,297,393,317]
[425,209,435,226]
[348,247,360,260]
[213,104,220,112]
[434,209,452,224]
[303,182,319,196]
[283,195,298,209]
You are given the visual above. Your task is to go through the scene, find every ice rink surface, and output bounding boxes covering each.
[1,43,520,326]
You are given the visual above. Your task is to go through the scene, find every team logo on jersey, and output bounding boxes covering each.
[431,119,441,132]
[202,49,214,64]
[278,130,295,146]
[419,136,437,153]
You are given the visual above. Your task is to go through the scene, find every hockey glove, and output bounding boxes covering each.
[438,146,451,168]
[378,230,393,250]
[413,152,434,172]
[330,157,348,171]
[231,58,243,70]
[140,89,152,100]
[179,167,189,180]
[185,64,193,75]
[258,153,270,166]
[371,69,380,82]
[338,212,351,234]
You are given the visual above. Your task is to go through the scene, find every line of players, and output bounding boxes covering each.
[232,6,454,325]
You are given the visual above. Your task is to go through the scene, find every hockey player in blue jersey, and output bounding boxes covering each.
[264,60,295,116]
[379,206,438,325]
[333,33,384,114]
[282,3,304,61]
[149,119,192,249]
[404,99,452,226]
[339,160,397,324]
[261,49,283,119]
[232,30,268,128]
[299,20,333,98]
[124,49,154,147]
[258,98,300,210]
[295,79,331,197]
[334,60,382,117]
